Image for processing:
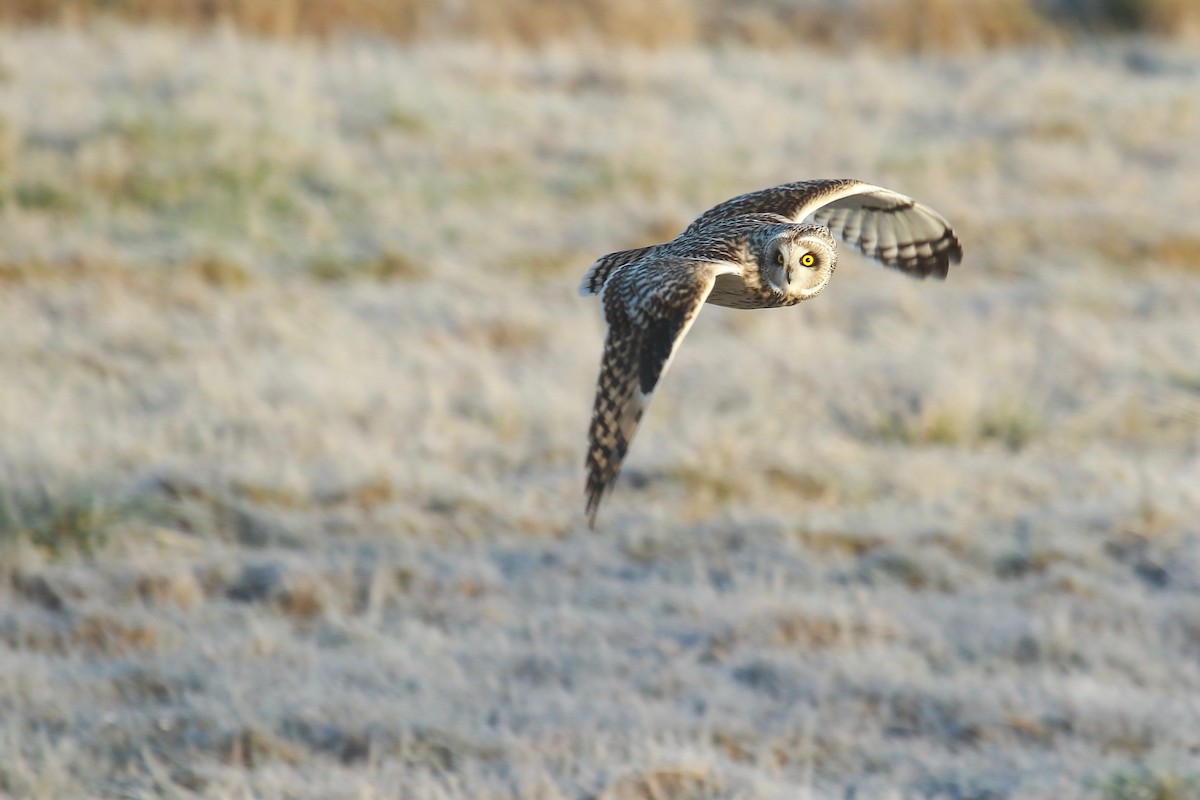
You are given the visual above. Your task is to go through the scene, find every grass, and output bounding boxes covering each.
[0,482,128,556]
[306,249,425,282]
[1095,766,1200,800]
[870,397,1044,451]
[0,22,1198,800]
[5,0,1200,50]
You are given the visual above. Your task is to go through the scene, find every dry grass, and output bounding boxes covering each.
[0,23,1199,800]
[4,0,1200,50]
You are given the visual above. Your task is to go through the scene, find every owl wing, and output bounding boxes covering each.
[579,244,659,297]
[686,178,962,279]
[585,256,740,527]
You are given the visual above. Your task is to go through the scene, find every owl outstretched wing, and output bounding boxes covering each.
[685,178,962,278]
[579,244,659,297]
[585,256,739,527]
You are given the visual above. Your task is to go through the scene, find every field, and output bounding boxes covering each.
[2,21,1200,800]
[6,0,1200,50]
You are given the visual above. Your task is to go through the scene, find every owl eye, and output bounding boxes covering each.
[801,253,816,267]
[775,251,785,266]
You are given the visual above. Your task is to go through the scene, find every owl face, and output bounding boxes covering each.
[757,225,837,299]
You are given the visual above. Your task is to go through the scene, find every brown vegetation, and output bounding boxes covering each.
[4,0,1200,50]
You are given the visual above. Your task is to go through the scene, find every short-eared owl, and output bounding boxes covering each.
[580,178,963,527]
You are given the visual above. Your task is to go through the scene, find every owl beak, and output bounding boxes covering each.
[785,266,793,285]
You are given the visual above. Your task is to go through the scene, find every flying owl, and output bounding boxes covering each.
[579,178,963,527]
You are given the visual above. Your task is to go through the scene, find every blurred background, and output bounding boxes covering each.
[5,0,1200,48]
[1,2,1199,799]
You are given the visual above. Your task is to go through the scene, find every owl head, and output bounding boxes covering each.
[753,224,837,300]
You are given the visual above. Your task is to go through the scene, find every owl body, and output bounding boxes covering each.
[580,178,963,526]
[593,215,838,310]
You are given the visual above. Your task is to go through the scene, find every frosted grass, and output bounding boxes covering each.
[0,25,1198,799]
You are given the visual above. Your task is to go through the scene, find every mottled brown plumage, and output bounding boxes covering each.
[580,179,963,527]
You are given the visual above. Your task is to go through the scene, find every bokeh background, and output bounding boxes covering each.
[1,2,1199,798]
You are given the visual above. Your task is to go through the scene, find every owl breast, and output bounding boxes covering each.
[706,272,800,309]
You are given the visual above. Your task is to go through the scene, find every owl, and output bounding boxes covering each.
[580,179,963,527]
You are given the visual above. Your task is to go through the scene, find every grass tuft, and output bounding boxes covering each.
[183,253,255,289]
[599,765,720,800]
[1094,766,1200,800]
[978,401,1044,452]
[307,250,425,282]
[869,399,1043,452]
[0,483,127,557]
[1150,235,1200,273]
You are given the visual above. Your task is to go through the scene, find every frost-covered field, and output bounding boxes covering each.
[1,25,1200,799]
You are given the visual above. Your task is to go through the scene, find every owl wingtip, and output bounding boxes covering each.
[584,492,602,530]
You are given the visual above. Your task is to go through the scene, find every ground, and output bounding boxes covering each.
[1,25,1199,800]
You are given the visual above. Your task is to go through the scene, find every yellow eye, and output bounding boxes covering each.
[776,251,785,266]
[801,254,816,267]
